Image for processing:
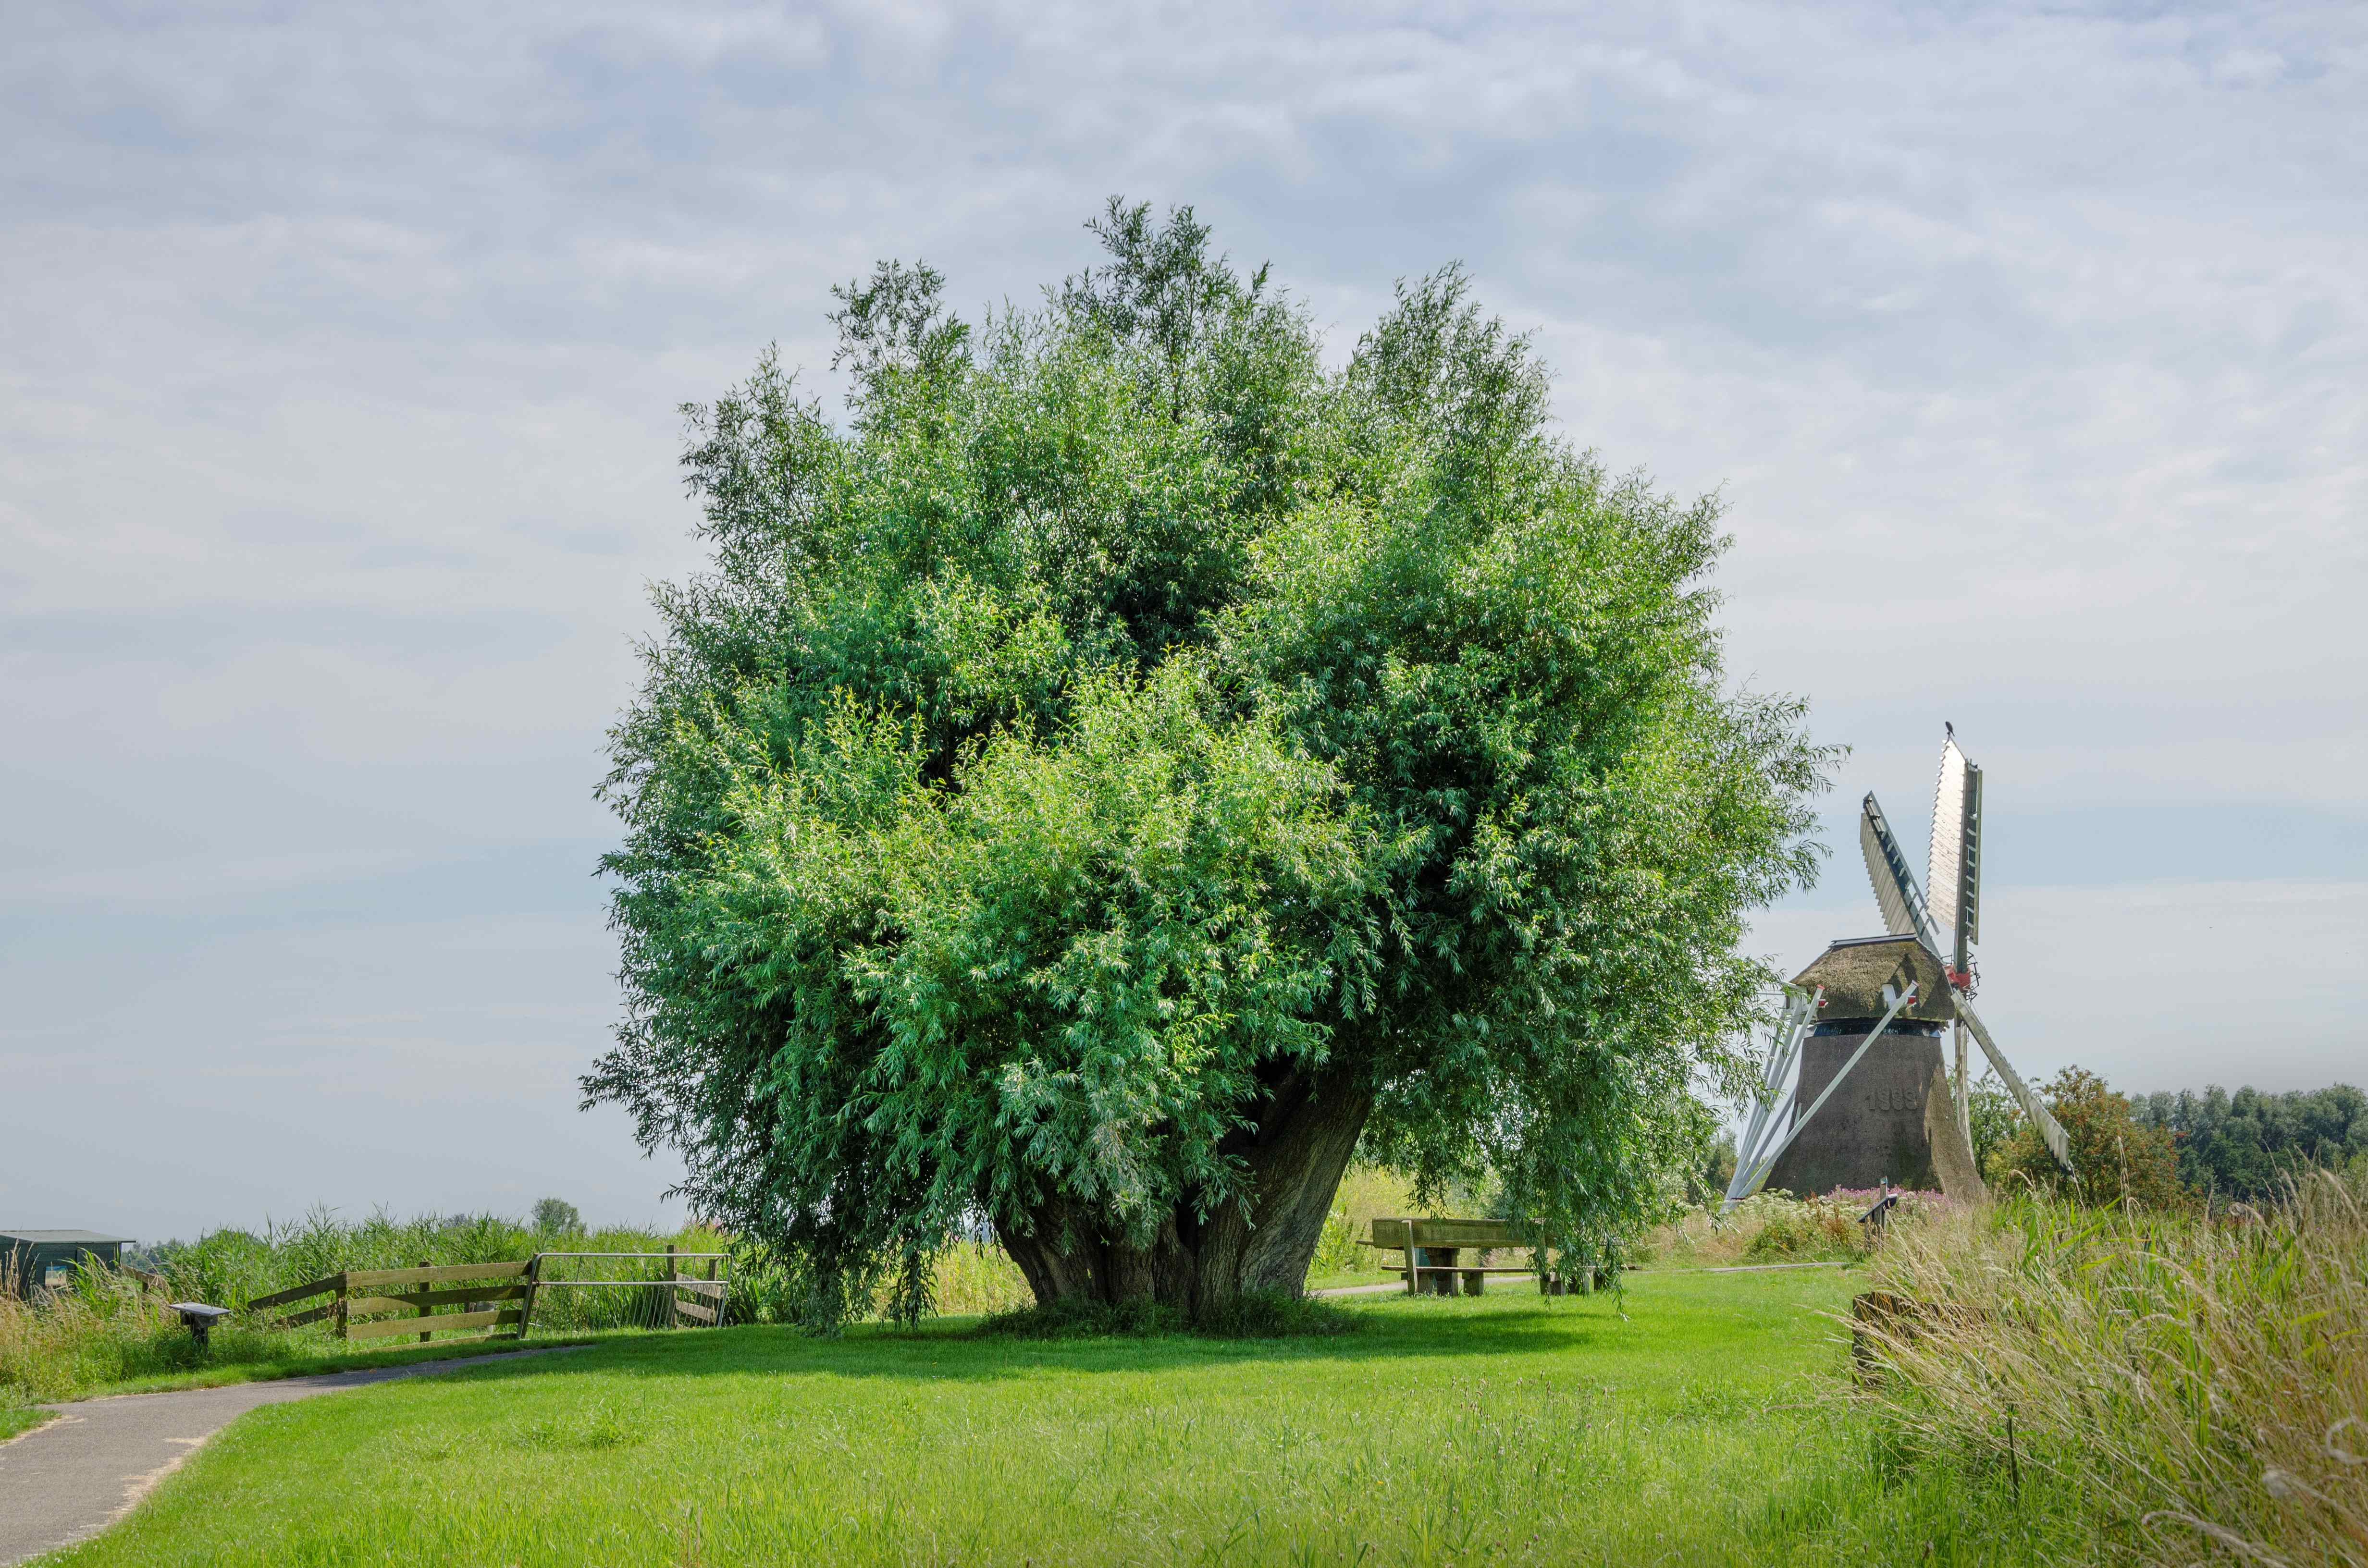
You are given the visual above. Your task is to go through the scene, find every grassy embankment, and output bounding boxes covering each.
[43,1267,2099,1568]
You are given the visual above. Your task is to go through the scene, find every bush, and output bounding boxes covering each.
[1966,1073,2024,1173]
[1636,1188,1956,1268]
[1310,1203,1363,1278]
[6,1207,1068,1400]
[1991,1066,2182,1210]
[922,1241,1033,1316]
[1698,1131,1739,1207]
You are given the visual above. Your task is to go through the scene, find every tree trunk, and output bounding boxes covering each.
[996,1067,1372,1318]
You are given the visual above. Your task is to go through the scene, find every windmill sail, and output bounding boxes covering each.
[1958,764,1982,954]
[1870,778,2068,1173]
[1928,737,1969,959]
[1860,794,1937,952]
[1958,998,2071,1171]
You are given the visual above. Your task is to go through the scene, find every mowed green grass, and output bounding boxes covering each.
[50,1273,2076,1568]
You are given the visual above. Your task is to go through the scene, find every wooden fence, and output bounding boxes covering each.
[527,1250,728,1329]
[244,1248,731,1346]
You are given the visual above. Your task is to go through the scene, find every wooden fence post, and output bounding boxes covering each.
[417,1259,433,1343]
[519,1253,541,1340]
[335,1283,349,1342]
[664,1244,678,1329]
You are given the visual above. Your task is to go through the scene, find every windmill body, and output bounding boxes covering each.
[1762,938,1968,1196]
[1722,732,2070,1213]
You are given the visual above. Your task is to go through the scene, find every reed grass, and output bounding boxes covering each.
[153,1208,732,1327]
[0,1255,251,1403]
[1634,1189,1935,1269]
[3,1211,736,1405]
[914,1241,1033,1316]
[1849,1170,2368,1566]
[3,1210,1048,1406]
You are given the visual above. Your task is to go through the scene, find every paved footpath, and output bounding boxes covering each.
[0,1349,574,1565]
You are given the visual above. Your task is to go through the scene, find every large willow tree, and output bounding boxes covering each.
[586,202,1829,1322]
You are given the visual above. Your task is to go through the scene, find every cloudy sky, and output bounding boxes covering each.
[5,1,2361,1241]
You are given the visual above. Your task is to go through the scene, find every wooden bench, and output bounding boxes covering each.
[1365,1218,1608,1296]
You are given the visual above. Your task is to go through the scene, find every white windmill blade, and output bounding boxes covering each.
[1859,794,1939,951]
[1956,997,2073,1173]
[1928,732,1970,955]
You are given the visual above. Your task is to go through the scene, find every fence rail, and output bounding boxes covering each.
[244,1245,733,1346]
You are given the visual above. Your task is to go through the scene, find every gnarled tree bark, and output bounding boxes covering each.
[997,1065,1372,1316]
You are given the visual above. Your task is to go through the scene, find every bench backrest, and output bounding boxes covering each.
[1369,1217,1530,1250]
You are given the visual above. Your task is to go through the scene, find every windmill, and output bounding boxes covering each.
[1723,729,2070,1212]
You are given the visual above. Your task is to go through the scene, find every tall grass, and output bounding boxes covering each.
[1631,1188,1955,1269]
[1,1210,726,1405]
[917,1240,1033,1316]
[720,1237,1035,1327]
[151,1207,726,1323]
[1851,1171,2368,1565]
[0,1255,229,1402]
[4,1209,1051,1407]
[1305,1164,1420,1278]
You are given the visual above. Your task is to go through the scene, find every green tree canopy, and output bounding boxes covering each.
[1992,1066,2183,1210]
[2135,1083,2368,1200]
[584,201,1831,1323]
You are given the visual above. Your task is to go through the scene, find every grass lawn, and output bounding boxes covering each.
[42,1331,611,1403]
[1303,1267,1399,1293]
[47,1272,2083,1567]
[0,1334,617,1450]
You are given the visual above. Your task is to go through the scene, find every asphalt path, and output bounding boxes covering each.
[0,1349,574,1565]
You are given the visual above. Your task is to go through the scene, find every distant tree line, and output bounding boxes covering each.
[2131,1084,2368,1201]
[1980,1071,2366,1207]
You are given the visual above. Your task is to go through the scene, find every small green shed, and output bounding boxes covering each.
[2,1230,134,1297]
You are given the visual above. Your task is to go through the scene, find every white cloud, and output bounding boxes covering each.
[2,0,2361,1234]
